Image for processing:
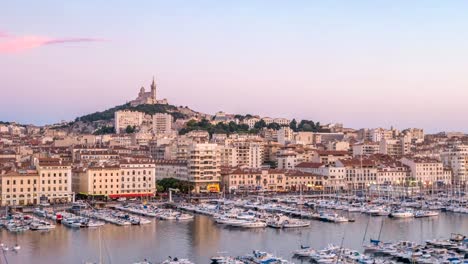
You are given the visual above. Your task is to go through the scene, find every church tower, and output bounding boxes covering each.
[150,76,157,101]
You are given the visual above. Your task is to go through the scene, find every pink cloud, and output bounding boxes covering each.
[0,31,105,54]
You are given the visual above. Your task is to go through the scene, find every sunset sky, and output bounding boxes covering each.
[1,1,468,132]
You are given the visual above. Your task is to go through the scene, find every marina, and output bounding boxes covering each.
[0,194,465,263]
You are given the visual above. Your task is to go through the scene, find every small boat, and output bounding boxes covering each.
[176,214,194,221]
[161,256,194,264]
[390,209,414,218]
[230,220,267,228]
[267,215,310,228]
[13,244,20,251]
[210,252,243,264]
[293,245,316,257]
[2,244,9,251]
[415,210,439,218]
[30,222,56,231]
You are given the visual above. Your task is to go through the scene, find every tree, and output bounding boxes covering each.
[267,122,281,130]
[290,119,297,131]
[125,125,136,134]
[156,178,192,193]
[254,120,267,129]
[297,120,319,132]
[93,126,115,135]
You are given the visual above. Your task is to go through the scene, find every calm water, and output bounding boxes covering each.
[0,212,466,264]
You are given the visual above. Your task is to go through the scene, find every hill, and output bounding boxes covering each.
[63,103,209,134]
[75,103,191,123]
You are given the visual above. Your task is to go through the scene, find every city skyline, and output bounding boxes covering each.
[2,1,468,132]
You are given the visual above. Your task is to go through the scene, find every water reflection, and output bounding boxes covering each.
[0,212,466,264]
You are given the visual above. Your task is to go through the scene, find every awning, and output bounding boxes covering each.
[108,193,155,199]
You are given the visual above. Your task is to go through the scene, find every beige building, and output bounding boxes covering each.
[187,143,221,193]
[0,170,39,206]
[312,150,350,166]
[441,145,468,185]
[337,158,378,190]
[277,127,294,145]
[119,158,156,197]
[222,168,286,192]
[352,142,380,157]
[379,138,410,157]
[72,164,121,196]
[401,157,452,185]
[37,158,72,203]
[293,132,314,145]
[114,110,144,134]
[153,113,173,135]
[222,168,324,192]
[327,141,350,151]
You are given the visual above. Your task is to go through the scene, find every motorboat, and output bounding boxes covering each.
[414,210,439,218]
[176,214,194,221]
[267,215,310,228]
[230,220,267,228]
[390,208,414,218]
[13,244,20,251]
[293,245,316,257]
[30,221,56,231]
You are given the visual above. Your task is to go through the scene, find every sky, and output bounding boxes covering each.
[1,1,468,133]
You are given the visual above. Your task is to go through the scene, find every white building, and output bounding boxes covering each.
[187,143,221,193]
[441,145,468,185]
[114,110,143,134]
[352,142,380,157]
[153,113,173,135]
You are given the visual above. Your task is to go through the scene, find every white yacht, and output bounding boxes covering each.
[390,209,414,218]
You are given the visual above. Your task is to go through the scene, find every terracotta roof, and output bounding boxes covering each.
[295,162,324,169]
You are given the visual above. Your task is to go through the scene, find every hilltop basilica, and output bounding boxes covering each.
[129,77,168,106]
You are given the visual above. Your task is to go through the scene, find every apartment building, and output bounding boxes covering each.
[114,110,144,134]
[352,142,380,157]
[222,168,286,192]
[155,159,188,181]
[36,158,72,203]
[277,127,294,145]
[119,158,156,197]
[187,143,221,193]
[72,164,121,196]
[337,158,378,190]
[312,150,350,166]
[153,113,173,135]
[441,145,468,185]
[0,170,39,206]
[401,157,452,185]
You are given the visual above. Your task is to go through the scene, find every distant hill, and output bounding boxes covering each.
[75,103,204,123]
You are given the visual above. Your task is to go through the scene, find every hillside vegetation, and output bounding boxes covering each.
[75,103,187,123]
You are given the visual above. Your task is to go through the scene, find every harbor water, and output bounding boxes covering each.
[0,212,466,264]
